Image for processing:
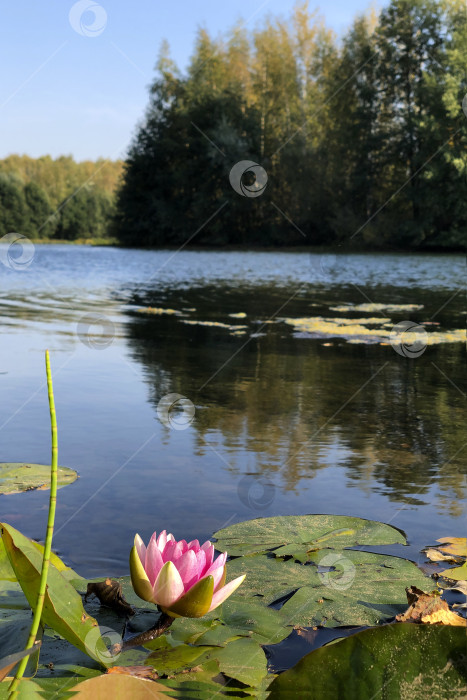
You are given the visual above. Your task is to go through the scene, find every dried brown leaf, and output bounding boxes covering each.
[85,578,134,616]
[396,586,467,627]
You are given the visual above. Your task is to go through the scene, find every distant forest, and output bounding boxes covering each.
[1,0,466,250]
[0,155,122,241]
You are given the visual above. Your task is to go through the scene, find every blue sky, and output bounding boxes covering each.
[0,0,380,161]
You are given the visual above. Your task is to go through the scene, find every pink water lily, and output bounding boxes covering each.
[130,530,245,618]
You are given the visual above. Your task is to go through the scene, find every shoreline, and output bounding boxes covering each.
[28,239,465,255]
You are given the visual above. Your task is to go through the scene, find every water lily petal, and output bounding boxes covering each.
[207,563,225,591]
[130,545,155,603]
[214,566,226,593]
[203,551,227,580]
[153,560,185,608]
[195,549,206,577]
[175,549,199,590]
[161,575,214,618]
[211,551,227,572]
[162,539,183,563]
[156,530,168,551]
[201,540,214,568]
[208,574,246,612]
[187,539,200,553]
[178,539,188,554]
[145,536,164,585]
[134,534,146,566]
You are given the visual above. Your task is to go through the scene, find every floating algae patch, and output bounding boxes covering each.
[329,303,424,313]
[282,316,465,345]
[181,320,248,333]
[138,307,184,316]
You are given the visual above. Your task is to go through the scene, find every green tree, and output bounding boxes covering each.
[0,173,27,237]
[57,188,113,240]
[375,0,449,245]
[113,0,466,251]
[23,182,57,239]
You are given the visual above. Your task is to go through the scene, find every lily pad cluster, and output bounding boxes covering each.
[0,514,447,698]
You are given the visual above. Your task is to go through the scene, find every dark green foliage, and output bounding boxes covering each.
[23,182,57,239]
[56,188,115,241]
[0,174,27,237]
[114,0,466,250]
[0,156,122,242]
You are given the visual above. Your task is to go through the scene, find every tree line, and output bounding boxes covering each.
[114,0,466,250]
[0,155,122,241]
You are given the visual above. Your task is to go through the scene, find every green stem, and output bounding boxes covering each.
[9,350,58,696]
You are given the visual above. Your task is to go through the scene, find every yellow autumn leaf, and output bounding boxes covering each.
[424,548,458,563]
[439,562,467,581]
[436,537,467,558]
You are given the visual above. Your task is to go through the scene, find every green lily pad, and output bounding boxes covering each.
[213,514,406,558]
[207,637,268,687]
[267,623,467,699]
[154,638,270,695]
[143,635,214,673]
[227,550,430,628]
[0,463,78,495]
[214,515,431,628]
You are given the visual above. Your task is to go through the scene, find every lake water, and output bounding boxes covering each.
[0,245,465,581]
